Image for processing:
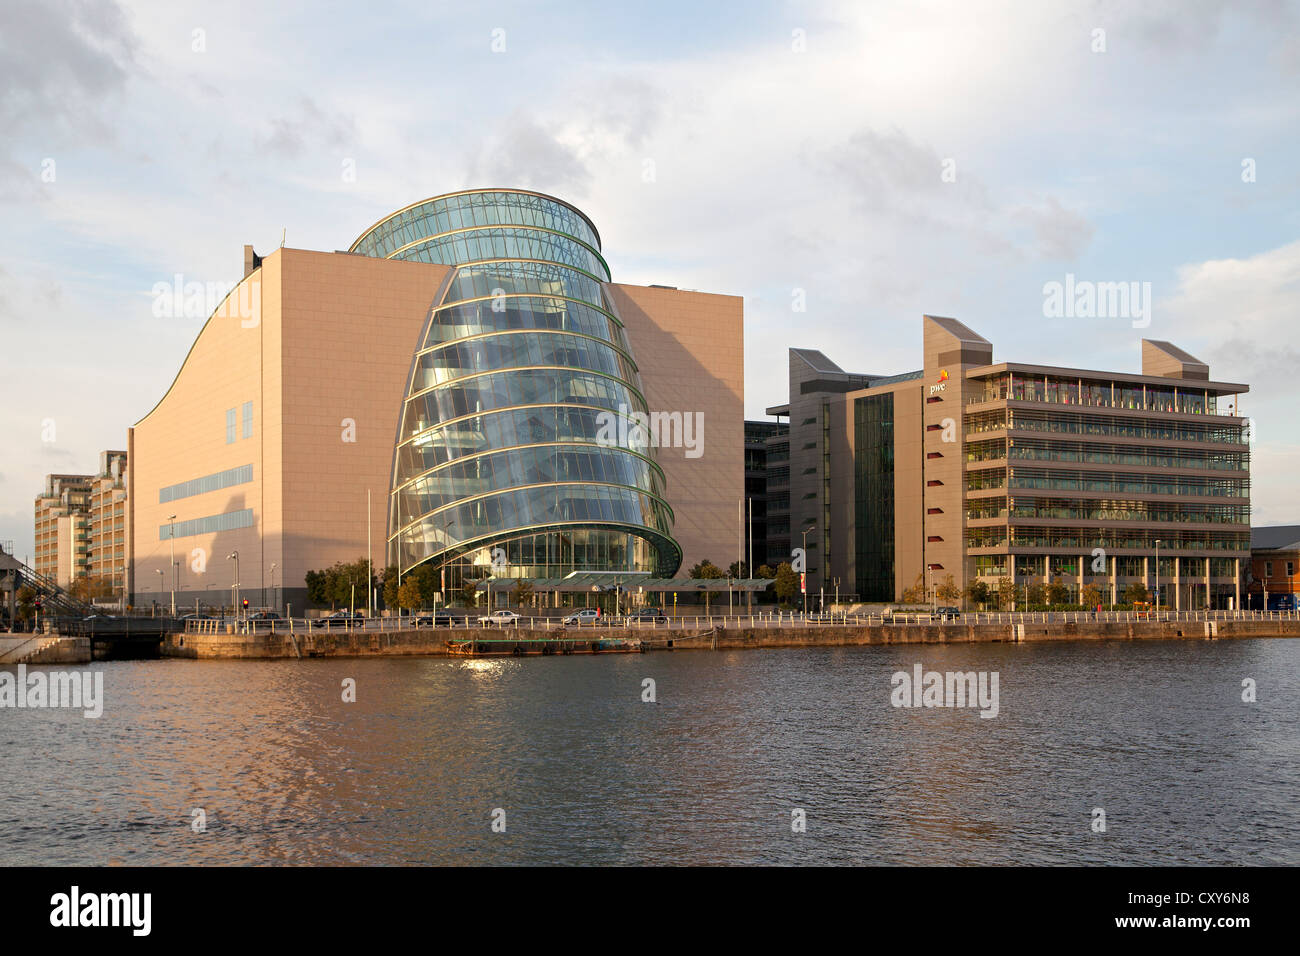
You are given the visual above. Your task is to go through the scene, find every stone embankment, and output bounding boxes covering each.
[156,617,1300,660]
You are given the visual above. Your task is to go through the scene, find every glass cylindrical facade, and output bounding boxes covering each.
[351,189,681,581]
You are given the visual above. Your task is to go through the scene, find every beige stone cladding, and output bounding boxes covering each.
[607,284,745,576]
[129,248,449,610]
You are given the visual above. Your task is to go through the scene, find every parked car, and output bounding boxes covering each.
[625,607,668,625]
[479,609,520,627]
[322,610,363,628]
[413,609,470,628]
[561,608,602,626]
[249,611,282,621]
[935,606,961,621]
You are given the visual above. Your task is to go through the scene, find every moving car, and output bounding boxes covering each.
[561,608,602,626]
[935,606,961,621]
[479,609,520,627]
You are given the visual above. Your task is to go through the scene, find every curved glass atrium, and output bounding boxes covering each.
[351,189,682,584]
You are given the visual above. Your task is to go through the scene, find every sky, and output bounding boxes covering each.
[1,0,1298,562]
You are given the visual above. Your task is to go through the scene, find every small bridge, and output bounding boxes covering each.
[54,617,178,659]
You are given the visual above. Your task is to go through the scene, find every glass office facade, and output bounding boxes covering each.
[854,393,895,601]
[963,366,1250,608]
[351,190,681,581]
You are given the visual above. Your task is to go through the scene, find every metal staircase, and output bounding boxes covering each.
[0,544,95,620]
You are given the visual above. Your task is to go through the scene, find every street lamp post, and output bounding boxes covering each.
[226,551,239,625]
[168,514,177,617]
[270,562,277,614]
[1154,539,1162,619]
[800,526,816,617]
[154,568,163,616]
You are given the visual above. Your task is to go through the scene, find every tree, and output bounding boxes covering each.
[382,566,400,610]
[756,564,775,580]
[727,560,750,579]
[689,560,724,579]
[1046,578,1070,606]
[1080,583,1102,609]
[305,569,329,607]
[900,572,926,604]
[1025,582,1045,606]
[16,585,35,622]
[510,578,534,606]
[1123,582,1149,605]
[967,580,991,608]
[412,564,440,607]
[460,567,485,607]
[68,574,113,604]
[773,562,798,604]
[936,574,962,604]
[397,579,422,612]
[996,576,1016,610]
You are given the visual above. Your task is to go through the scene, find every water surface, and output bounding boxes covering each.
[2,639,1296,865]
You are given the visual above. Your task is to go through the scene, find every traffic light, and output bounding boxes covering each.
[242,598,249,609]
[34,597,42,612]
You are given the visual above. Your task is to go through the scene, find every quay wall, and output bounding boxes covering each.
[158,619,1300,660]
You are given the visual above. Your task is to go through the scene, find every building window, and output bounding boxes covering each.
[160,508,255,540]
[225,408,236,444]
[242,401,253,439]
[160,464,254,503]
[1266,562,1273,578]
[1289,562,1295,578]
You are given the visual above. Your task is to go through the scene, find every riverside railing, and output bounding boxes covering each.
[180,607,1300,635]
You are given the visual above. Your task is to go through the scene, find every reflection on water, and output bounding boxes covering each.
[1,639,1296,865]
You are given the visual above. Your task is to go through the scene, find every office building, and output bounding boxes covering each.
[778,315,1250,609]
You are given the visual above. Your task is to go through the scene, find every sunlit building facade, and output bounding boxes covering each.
[780,316,1251,610]
[128,189,742,610]
[350,191,681,586]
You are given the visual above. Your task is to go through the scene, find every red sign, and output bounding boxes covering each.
[800,572,806,594]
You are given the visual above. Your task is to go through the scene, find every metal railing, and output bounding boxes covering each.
[179,607,1300,635]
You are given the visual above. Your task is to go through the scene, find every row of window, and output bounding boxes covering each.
[975,554,1239,577]
[396,485,674,543]
[160,464,253,504]
[394,445,668,526]
[427,297,628,352]
[225,402,253,444]
[966,527,1249,551]
[413,331,637,393]
[159,508,253,540]
[967,467,1249,498]
[441,261,606,317]
[396,528,662,580]
[400,227,608,280]
[965,438,1248,471]
[965,409,1247,444]
[969,373,1225,415]
[395,405,664,480]
[400,369,645,442]
[355,191,600,260]
[966,495,1250,524]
